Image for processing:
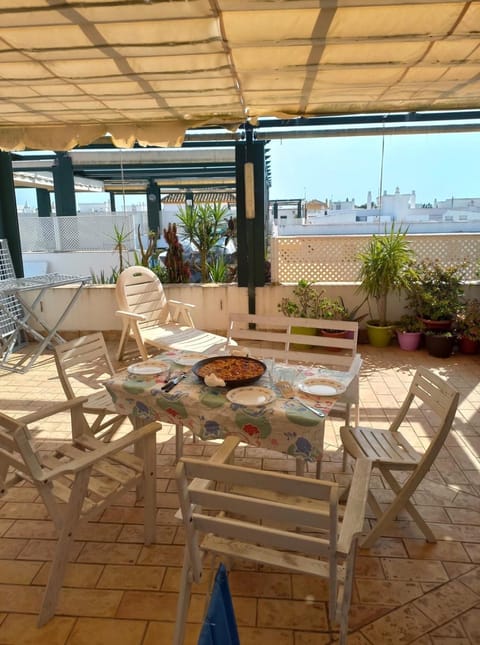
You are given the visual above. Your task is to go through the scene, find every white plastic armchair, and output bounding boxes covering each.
[115,266,227,361]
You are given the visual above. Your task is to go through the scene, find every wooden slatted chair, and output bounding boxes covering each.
[0,397,160,626]
[226,312,362,426]
[173,450,371,645]
[54,332,130,440]
[340,367,459,548]
[115,266,227,361]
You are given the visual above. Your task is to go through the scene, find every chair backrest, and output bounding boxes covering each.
[116,266,170,328]
[54,332,115,400]
[226,312,358,369]
[391,366,459,468]
[176,458,339,584]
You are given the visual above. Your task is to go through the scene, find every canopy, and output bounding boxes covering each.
[1,0,479,151]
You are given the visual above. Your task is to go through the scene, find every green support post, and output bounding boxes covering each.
[146,179,161,233]
[52,152,77,216]
[36,188,52,217]
[0,151,23,277]
[235,135,267,315]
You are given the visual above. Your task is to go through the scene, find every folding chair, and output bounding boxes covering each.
[115,266,227,361]
[54,332,130,440]
[340,366,459,548]
[0,397,160,626]
[173,447,371,645]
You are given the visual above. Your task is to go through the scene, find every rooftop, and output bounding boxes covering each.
[0,340,479,644]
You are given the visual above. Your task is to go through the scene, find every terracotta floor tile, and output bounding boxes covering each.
[115,523,176,544]
[355,579,423,605]
[237,626,294,645]
[360,604,436,643]
[458,606,480,643]
[33,562,104,588]
[97,564,165,591]
[257,598,328,630]
[0,559,43,585]
[229,570,292,598]
[413,579,479,624]
[76,542,141,565]
[65,617,147,645]
[0,584,43,613]
[0,614,75,645]
[55,588,123,618]
[382,558,449,582]
[404,539,471,562]
[116,590,180,621]
[142,620,198,645]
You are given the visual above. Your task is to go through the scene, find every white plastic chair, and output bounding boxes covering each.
[115,266,227,361]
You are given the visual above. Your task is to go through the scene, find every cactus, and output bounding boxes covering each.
[163,222,190,283]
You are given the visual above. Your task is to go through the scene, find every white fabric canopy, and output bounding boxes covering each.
[0,0,478,150]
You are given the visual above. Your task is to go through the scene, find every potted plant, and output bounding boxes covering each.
[406,260,466,331]
[456,298,480,354]
[278,279,326,346]
[425,330,455,358]
[394,314,424,351]
[357,226,416,347]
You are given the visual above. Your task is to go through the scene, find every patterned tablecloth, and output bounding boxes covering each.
[105,350,354,462]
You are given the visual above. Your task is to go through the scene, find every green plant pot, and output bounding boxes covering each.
[366,321,393,347]
[291,325,317,349]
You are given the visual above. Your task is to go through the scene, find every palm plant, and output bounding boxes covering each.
[357,226,416,327]
[177,202,228,282]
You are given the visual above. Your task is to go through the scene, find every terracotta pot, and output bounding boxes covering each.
[319,329,348,351]
[458,336,479,355]
[396,330,422,351]
[421,318,452,332]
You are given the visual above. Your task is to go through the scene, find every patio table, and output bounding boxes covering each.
[105,350,354,473]
[0,273,90,373]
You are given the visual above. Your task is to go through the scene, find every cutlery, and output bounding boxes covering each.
[276,381,325,418]
[161,372,187,392]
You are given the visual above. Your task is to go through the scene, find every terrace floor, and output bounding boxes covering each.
[0,340,479,645]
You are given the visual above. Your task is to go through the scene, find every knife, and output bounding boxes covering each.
[161,372,186,392]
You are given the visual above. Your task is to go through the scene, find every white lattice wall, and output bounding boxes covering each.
[19,213,147,252]
[271,234,480,283]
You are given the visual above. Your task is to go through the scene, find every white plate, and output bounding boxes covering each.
[127,360,169,377]
[175,353,208,367]
[298,377,346,397]
[226,386,275,407]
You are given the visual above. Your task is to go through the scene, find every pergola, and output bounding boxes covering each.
[0,0,479,292]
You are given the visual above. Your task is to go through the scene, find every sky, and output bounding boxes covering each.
[14,130,480,209]
[268,130,479,205]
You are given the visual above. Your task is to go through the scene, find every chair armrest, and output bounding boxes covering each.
[348,353,363,376]
[337,457,372,555]
[167,300,195,326]
[17,397,89,426]
[115,310,146,321]
[42,421,162,479]
[167,299,196,310]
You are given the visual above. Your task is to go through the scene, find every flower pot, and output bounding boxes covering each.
[319,329,349,351]
[425,334,455,358]
[396,330,422,351]
[291,325,317,349]
[421,318,452,332]
[458,336,479,355]
[366,321,393,348]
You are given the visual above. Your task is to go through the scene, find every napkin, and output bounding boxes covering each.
[204,373,226,387]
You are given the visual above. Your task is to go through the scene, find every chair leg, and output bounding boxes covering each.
[337,540,359,645]
[142,434,157,545]
[117,322,130,361]
[38,469,90,626]
[175,423,184,462]
[295,457,305,476]
[173,551,193,645]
